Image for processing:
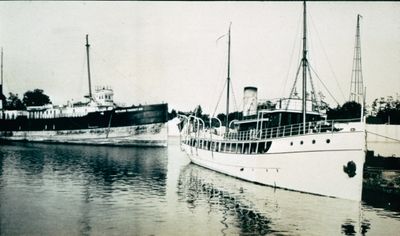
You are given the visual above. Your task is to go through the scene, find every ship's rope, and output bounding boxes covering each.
[229,79,239,113]
[366,131,400,142]
[307,65,318,106]
[282,10,303,99]
[286,61,302,110]
[309,64,340,106]
[106,112,113,138]
[212,80,227,118]
[309,14,346,103]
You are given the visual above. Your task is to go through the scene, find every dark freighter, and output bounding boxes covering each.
[0,35,168,147]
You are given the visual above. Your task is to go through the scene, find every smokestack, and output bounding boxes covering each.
[0,84,5,110]
[243,86,258,116]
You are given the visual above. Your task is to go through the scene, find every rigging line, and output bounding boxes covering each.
[309,64,340,106]
[282,10,303,98]
[289,61,303,98]
[286,61,303,110]
[229,79,238,112]
[307,65,317,104]
[212,79,227,118]
[216,33,228,44]
[366,131,400,143]
[309,13,346,102]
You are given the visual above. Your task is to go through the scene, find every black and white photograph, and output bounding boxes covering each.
[0,1,399,235]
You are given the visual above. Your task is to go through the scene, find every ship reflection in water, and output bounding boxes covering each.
[178,164,376,235]
[0,140,399,235]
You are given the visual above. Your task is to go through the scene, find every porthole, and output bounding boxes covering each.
[326,139,331,144]
[300,141,303,145]
[312,140,316,144]
[290,142,293,146]
[240,168,244,172]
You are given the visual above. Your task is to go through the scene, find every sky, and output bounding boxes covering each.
[0,1,399,115]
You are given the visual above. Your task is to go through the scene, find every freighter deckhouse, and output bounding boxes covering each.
[0,35,168,147]
[180,2,366,201]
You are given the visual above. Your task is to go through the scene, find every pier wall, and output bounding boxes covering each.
[366,124,400,157]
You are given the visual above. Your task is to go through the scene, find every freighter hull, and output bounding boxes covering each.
[0,103,168,147]
[182,126,365,201]
[1,122,167,147]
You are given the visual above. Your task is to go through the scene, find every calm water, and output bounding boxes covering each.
[1,138,399,236]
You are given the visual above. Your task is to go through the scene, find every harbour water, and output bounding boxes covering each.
[0,138,399,235]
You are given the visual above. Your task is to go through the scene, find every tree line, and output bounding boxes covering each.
[2,89,51,110]
[169,95,400,125]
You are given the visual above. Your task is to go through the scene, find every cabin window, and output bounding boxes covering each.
[290,141,293,146]
[258,142,265,154]
[312,140,316,144]
[228,143,233,153]
[221,143,225,152]
[237,143,243,154]
[243,143,250,154]
[326,139,330,144]
[250,142,257,154]
[300,141,304,145]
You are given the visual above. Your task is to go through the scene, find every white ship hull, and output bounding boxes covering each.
[182,123,365,201]
[1,122,168,147]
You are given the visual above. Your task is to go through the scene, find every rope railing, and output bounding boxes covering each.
[223,118,362,141]
[181,116,363,143]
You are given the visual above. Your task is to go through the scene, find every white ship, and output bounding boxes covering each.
[180,1,366,201]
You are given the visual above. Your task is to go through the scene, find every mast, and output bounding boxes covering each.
[0,47,5,110]
[1,48,3,86]
[226,24,231,134]
[85,34,93,100]
[302,1,308,134]
[349,14,363,104]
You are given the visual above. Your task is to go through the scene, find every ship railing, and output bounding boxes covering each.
[223,118,363,141]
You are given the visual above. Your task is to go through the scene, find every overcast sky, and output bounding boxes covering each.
[0,1,399,114]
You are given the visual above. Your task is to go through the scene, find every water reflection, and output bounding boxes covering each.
[177,163,374,235]
[341,219,371,236]
[177,165,274,235]
[1,143,167,191]
[362,187,400,215]
[1,141,400,235]
[0,143,168,235]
